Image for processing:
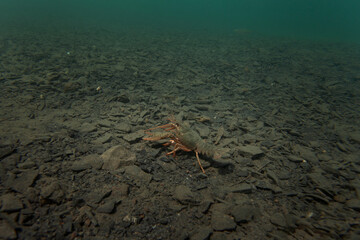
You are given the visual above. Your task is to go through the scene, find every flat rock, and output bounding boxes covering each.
[346,199,360,211]
[123,130,144,143]
[173,185,196,204]
[211,212,236,231]
[72,154,103,172]
[115,122,132,133]
[349,131,360,144]
[79,123,97,134]
[86,189,112,204]
[231,205,256,223]
[123,165,152,183]
[270,213,287,228]
[17,160,37,169]
[94,133,113,144]
[190,226,212,240]
[229,183,254,194]
[40,181,65,204]
[0,221,17,239]
[8,170,39,193]
[287,155,305,163]
[237,145,264,159]
[0,193,23,212]
[97,199,116,214]
[101,145,136,170]
[97,120,113,128]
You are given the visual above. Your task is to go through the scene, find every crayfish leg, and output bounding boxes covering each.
[195,151,206,174]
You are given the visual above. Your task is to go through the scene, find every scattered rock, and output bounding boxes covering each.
[79,123,97,134]
[123,131,144,143]
[86,189,112,205]
[101,145,136,170]
[230,183,254,194]
[97,199,117,214]
[231,205,256,223]
[190,226,212,240]
[123,165,152,183]
[40,181,66,204]
[211,212,236,231]
[270,213,287,228]
[97,120,113,128]
[0,193,23,212]
[113,93,130,103]
[115,122,132,133]
[0,220,17,239]
[72,154,103,172]
[173,185,196,204]
[17,160,36,169]
[94,133,113,144]
[8,170,39,193]
[287,155,304,163]
[237,145,264,159]
[346,199,360,211]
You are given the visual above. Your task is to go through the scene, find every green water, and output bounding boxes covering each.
[1,0,360,43]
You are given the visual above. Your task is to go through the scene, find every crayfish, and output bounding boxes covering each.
[143,117,220,173]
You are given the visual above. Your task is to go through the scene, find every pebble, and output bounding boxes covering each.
[8,170,39,193]
[211,212,236,231]
[0,221,17,239]
[346,199,360,211]
[97,199,116,214]
[173,185,196,204]
[231,205,256,223]
[115,122,132,133]
[237,145,264,159]
[190,226,212,240]
[0,193,23,212]
[123,165,152,184]
[230,183,254,194]
[101,145,136,170]
[123,131,144,143]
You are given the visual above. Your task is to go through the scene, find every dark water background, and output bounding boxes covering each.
[1,0,360,43]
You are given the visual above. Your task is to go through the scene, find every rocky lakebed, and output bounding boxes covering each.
[0,29,360,239]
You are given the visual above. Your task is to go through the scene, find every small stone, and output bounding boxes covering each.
[237,145,264,159]
[17,160,36,169]
[270,213,287,228]
[114,93,130,103]
[10,170,39,193]
[97,120,113,128]
[123,165,152,183]
[86,189,112,204]
[0,194,23,212]
[346,199,360,211]
[79,123,97,134]
[40,181,65,204]
[71,161,91,172]
[211,212,236,231]
[72,154,103,172]
[349,132,360,144]
[101,145,136,170]
[287,155,304,163]
[94,133,113,144]
[230,183,254,194]
[173,185,195,204]
[97,199,116,214]
[231,205,256,223]
[123,131,144,143]
[191,226,212,240]
[0,221,17,239]
[116,122,132,133]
